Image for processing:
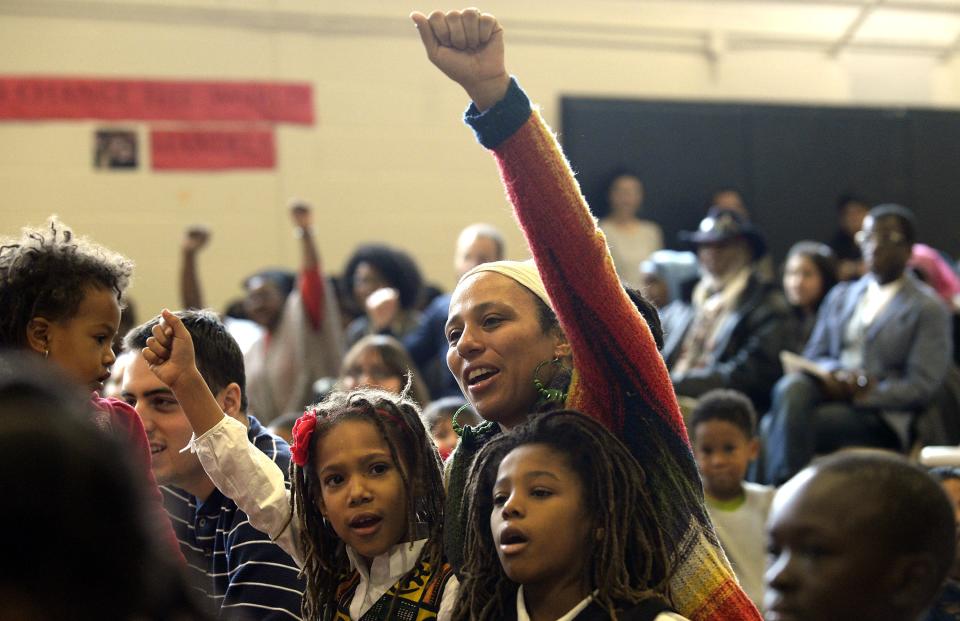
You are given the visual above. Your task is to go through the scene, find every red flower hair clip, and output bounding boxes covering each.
[290,410,318,467]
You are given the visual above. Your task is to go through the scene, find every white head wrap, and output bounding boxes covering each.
[455,259,553,311]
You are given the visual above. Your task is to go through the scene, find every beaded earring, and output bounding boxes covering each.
[451,403,472,438]
[533,357,568,403]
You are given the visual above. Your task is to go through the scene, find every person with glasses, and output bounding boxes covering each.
[758,204,952,485]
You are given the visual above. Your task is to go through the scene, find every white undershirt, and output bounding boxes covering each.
[515,587,689,621]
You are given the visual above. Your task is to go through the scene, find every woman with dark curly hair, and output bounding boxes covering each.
[0,216,181,560]
[342,243,424,348]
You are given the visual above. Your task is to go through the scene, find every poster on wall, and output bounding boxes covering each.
[151,128,275,170]
[94,129,138,169]
[0,77,314,124]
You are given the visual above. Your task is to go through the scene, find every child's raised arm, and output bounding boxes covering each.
[142,310,225,436]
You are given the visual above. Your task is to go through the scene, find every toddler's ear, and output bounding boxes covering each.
[25,317,52,354]
[748,437,761,461]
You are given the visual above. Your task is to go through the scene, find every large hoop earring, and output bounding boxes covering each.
[451,403,473,438]
[533,357,567,403]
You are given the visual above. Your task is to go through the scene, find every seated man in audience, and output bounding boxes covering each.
[122,310,304,620]
[760,204,952,485]
[765,450,954,621]
[402,222,504,398]
[663,207,795,411]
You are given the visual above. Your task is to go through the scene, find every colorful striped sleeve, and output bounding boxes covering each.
[464,78,761,621]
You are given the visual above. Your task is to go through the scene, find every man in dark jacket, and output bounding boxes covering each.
[663,208,795,412]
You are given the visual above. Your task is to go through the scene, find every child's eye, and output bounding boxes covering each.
[324,474,345,487]
[491,492,508,507]
[530,487,554,498]
[369,462,391,476]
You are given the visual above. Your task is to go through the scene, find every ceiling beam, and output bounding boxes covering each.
[828,0,882,57]
[649,0,960,13]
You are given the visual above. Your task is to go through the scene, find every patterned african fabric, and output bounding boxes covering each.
[331,560,455,621]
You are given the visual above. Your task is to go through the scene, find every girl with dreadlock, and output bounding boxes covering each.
[0,216,181,561]
[410,9,760,620]
[455,411,687,621]
[140,310,458,620]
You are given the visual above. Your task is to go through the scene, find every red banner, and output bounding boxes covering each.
[151,128,275,170]
[0,77,313,124]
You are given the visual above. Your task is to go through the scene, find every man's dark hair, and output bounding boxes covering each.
[689,389,757,439]
[124,309,247,412]
[869,203,917,246]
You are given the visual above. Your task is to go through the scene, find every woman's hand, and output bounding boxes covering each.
[410,9,510,111]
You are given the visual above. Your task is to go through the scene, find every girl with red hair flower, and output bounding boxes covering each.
[139,310,456,620]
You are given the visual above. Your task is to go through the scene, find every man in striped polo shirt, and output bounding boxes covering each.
[122,310,304,620]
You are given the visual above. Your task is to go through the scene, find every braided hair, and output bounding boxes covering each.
[452,410,676,620]
[288,387,445,620]
[0,217,133,348]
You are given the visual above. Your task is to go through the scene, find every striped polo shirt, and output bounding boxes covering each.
[161,414,304,620]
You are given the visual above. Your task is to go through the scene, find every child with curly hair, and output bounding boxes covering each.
[0,217,180,559]
[454,410,686,620]
[139,309,458,619]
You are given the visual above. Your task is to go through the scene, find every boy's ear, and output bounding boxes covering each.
[215,382,244,420]
[747,437,761,461]
[25,317,52,354]
[885,553,940,612]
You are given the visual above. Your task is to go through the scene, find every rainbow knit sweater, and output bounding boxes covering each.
[450,79,761,621]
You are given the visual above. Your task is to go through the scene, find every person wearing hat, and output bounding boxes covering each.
[662,207,796,412]
[758,204,952,485]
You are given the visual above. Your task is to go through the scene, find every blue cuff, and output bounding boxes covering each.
[463,77,532,150]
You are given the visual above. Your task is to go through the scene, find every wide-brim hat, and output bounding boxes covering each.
[679,207,767,259]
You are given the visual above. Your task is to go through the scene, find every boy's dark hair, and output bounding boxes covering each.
[343,244,423,310]
[452,410,676,621]
[812,451,955,601]
[0,351,208,620]
[340,334,430,407]
[0,217,133,348]
[689,389,757,439]
[421,396,479,432]
[870,203,917,245]
[124,309,248,412]
[289,388,445,621]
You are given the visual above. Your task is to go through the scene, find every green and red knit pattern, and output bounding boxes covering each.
[487,101,760,620]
